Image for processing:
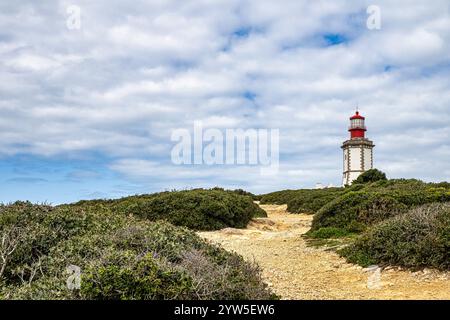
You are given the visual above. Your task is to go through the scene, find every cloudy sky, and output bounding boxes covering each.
[1,0,449,204]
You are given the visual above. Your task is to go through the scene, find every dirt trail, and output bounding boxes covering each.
[198,204,450,300]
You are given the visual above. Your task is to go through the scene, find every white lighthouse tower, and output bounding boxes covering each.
[341,110,374,186]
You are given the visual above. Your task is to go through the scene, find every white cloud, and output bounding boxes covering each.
[0,0,449,198]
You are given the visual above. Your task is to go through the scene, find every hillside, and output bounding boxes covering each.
[1,180,449,300]
[0,189,274,300]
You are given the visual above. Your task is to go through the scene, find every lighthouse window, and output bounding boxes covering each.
[351,119,364,128]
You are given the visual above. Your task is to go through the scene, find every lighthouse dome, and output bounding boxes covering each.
[350,111,365,120]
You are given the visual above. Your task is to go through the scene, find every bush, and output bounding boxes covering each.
[312,192,407,232]
[66,189,266,231]
[0,203,275,300]
[259,190,300,205]
[340,203,450,270]
[0,202,94,284]
[305,227,354,239]
[259,188,345,215]
[287,188,345,214]
[81,251,193,300]
[353,169,387,185]
[127,189,266,230]
[229,188,259,201]
[311,179,450,234]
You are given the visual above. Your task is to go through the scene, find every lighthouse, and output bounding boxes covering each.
[341,110,374,186]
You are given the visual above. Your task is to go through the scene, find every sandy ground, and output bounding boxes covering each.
[198,204,450,300]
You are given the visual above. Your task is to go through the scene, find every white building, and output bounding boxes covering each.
[341,111,374,186]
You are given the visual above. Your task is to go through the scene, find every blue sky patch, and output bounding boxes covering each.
[323,33,348,46]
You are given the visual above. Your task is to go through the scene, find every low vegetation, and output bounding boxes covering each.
[261,177,449,238]
[259,190,301,206]
[305,227,356,239]
[311,179,450,234]
[68,188,266,231]
[260,188,345,214]
[0,201,276,300]
[127,189,266,230]
[260,171,450,271]
[352,169,387,185]
[2,175,449,300]
[286,188,345,214]
[340,203,450,270]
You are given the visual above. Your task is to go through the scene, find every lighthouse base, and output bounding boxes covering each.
[341,138,374,186]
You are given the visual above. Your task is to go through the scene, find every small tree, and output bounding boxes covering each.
[354,169,387,184]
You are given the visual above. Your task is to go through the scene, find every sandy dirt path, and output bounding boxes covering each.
[198,204,450,300]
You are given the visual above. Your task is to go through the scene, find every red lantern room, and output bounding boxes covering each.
[349,111,366,139]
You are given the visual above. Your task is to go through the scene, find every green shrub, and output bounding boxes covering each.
[353,169,387,185]
[0,203,275,300]
[259,188,345,215]
[306,227,354,239]
[81,251,193,300]
[287,188,345,214]
[229,188,259,200]
[340,202,450,270]
[67,189,265,231]
[312,192,407,231]
[259,190,300,205]
[127,189,265,230]
[0,202,96,284]
[312,179,450,234]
